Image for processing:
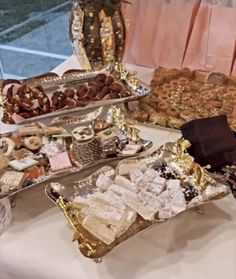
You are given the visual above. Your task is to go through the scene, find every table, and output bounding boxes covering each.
[1,57,236,279]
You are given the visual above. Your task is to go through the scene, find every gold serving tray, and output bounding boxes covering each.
[45,141,230,260]
[0,64,150,125]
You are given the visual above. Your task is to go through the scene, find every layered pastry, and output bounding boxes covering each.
[132,68,236,130]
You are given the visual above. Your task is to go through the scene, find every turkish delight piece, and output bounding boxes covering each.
[153,175,166,186]
[158,207,174,220]
[125,199,156,221]
[0,171,26,193]
[171,201,186,215]
[118,162,148,175]
[148,182,166,195]
[91,191,127,211]
[109,184,137,200]
[9,158,38,171]
[166,179,181,191]
[129,168,143,183]
[143,169,158,182]
[82,215,115,245]
[114,175,138,193]
[72,196,90,210]
[111,209,137,237]
[137,189,154,204]
[95,174,113,191]
[136,177,150,190]
[87,201,126,226]
[158,190,171,207]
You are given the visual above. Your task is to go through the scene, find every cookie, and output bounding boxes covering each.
[72,127,95,142]
[23,136,42,151]
[0,137,15,157]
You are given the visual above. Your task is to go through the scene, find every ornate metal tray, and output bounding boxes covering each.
[0,106,153,199]
[0,63,150,125]
[45,139,230,261]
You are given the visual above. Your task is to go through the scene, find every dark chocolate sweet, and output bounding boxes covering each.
[2,73,129,123]
[182,186,199,202]
[76,85,88,98]
[94,73,106,83]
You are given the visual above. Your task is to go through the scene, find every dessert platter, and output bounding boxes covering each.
[0,106,152,198]
[46,138,230,261]
[131,68,236,131]
[0,63,150,125]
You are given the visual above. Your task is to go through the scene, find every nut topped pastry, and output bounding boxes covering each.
[132,68,236,130]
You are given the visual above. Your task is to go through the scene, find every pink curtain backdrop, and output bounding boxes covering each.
[123,0,236,75]
[232,57,236,76]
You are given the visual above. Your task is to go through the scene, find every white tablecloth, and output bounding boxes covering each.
[1,57,236,279]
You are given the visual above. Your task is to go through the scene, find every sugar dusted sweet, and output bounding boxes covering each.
[82,215,115,245]
[158,207,173,219]
[111,209,137,237]
[114,175,138,193]
[109,184,137,200]
[73,165,197,244]
[95,174,113,191]
[72,196,90,209]
[129,168,143,183]
[153,175,166,186]
[91,191,126,211]
[171,201,186,215]
[143,169,158,182]
[148,182,165,195]
[86,201,126,226]
[118,162,147,175]
[125,199,156,221]
[166,179,181,191]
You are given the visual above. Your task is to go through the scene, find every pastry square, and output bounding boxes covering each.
[0,171,26,192]
[121,144,142,155]
[8,157,38,171]
[49,152,72,172]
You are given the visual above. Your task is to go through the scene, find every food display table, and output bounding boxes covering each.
[0,56,236,279]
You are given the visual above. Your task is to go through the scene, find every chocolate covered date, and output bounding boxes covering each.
[2,73,130,123]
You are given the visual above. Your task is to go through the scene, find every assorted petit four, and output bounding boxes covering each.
[0,108,152,197]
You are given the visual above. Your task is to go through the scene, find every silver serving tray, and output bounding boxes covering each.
[0,116,153,199]
[1,64,151,125]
